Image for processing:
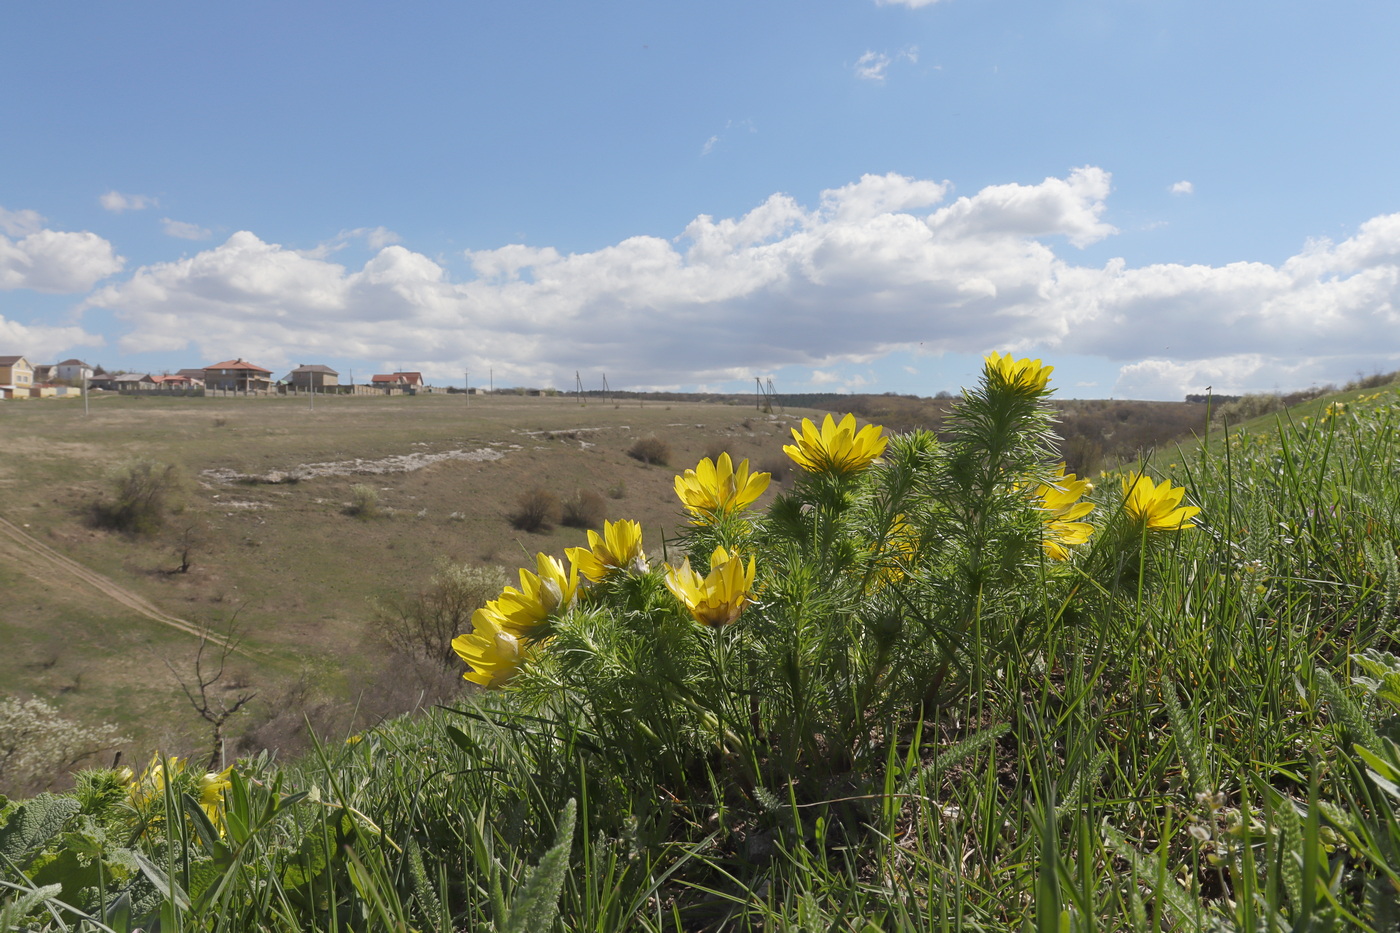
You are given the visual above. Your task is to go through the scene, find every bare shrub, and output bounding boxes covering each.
[233,671,347,760]
[561,489,607,529]
[1060,435,1104,477]
[758,456,790,485]
[346,483,380,519]
[93,459,189,535]
[511,487,560,532]
[1213,393,1285,425]
[628,436,671,466]
[165,619,257,769]
[170,522,206,574]
[374,563,508,669]
[1346,370,1400,391]
[607,481,627,500]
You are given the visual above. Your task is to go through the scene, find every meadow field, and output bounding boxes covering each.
[5,368,1400,930]
[0,391,812,773]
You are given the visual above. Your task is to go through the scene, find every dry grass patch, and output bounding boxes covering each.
[627,436,671,466]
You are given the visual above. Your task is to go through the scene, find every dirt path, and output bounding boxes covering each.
[0,515,246,655]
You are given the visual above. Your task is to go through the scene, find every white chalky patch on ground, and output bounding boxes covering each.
[201,447,505,484]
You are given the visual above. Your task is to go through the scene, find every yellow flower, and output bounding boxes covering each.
[452,607,533,688]
[783,414,887,475]
[128,755,234,835]
[873,515,918,585]
[664,545,757,627]
[566,519,648,583]
[985,351,1054,395]
[197,765,234,831]
[493,552,580,635]
[129,753,183,808]
[1121,473,1201,531]
[673,453,771,521]
[1034,464,1095,560]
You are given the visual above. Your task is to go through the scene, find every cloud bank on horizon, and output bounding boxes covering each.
[3,166,1399,400]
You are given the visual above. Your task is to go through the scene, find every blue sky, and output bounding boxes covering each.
[4,0,1399,399]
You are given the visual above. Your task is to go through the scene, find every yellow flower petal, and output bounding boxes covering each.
[674,453,771,520]
[783,414,887,475]
[566,519,648,583]
[985,351,1054,395]
[664,546,756,627]
[1121,473,1201,531]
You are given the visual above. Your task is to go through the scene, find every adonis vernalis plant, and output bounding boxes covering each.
[444,350,1206,804]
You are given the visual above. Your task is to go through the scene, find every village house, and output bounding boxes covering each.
[114,373,157,390]
[202,359,273,392]
[54,359,95,383]
[369,371,427,391]
[286,364,339,390]
[152,374,199,388]
[0,355,34,400]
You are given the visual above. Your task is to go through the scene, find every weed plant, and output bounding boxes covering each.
[91,459,188,535]
[560,490,607,530]
[511,487,561,533]
[346,484,380,520]
[628,436,672,466]
[9,361,1400,930]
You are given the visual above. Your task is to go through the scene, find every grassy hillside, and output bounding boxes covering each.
[6,366,1400,930]
[0,392,819,775]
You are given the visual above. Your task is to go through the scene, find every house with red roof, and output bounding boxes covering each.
[202,358,273,393]
[369,371,426,389]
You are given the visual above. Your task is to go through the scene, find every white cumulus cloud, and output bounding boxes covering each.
[0,314,104,361]
[1170,180,1194,196]
[854,46,918,82]
[99,191,157,213]
[0,207,124,293]
[80,167,1400,396]
[0,207,45,237]
[162,218,213,240]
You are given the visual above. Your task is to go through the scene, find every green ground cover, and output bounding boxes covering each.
[5,369,1400,930]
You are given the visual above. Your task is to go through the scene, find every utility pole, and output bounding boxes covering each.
[465,370,470,408]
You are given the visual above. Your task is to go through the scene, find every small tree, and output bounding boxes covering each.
[375,563,508,669]
[0,696,127,795]
[171,522,206,574]
[166,619,256,770]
